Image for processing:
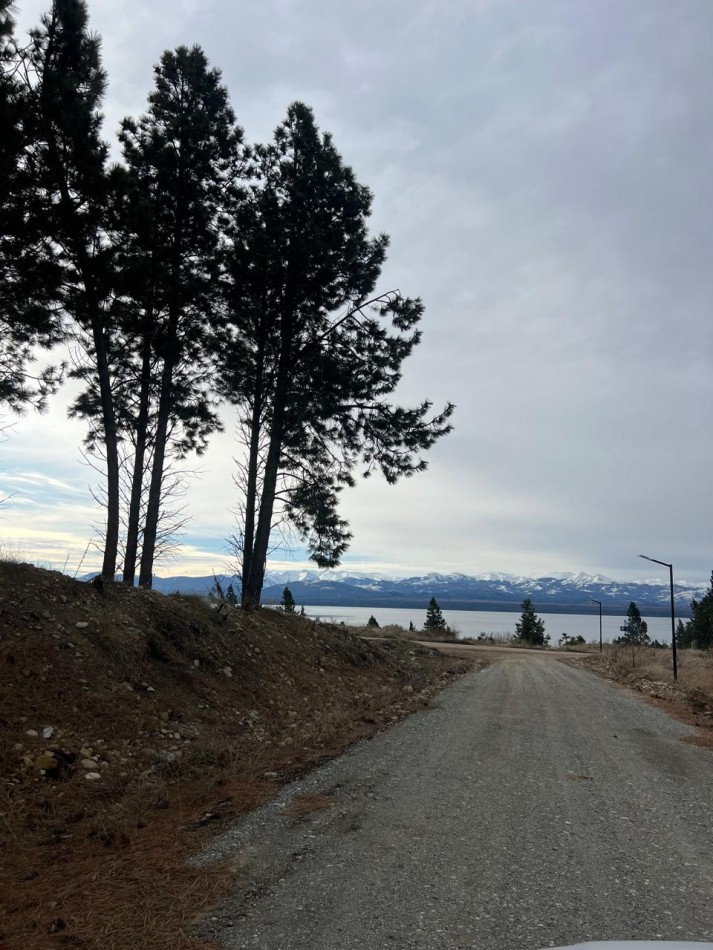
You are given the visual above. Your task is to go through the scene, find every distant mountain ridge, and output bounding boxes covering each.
[117,569,704,617]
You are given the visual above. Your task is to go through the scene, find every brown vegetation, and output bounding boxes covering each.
[581,645,713,748]
[0,562,476,949]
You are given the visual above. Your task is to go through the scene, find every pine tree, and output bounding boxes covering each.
[113,45,244,588]
[280,585,296,614]
[515,598,546,645]
[19,0,121,578]
[0,0,64,414]
[621,601,650,646]
[685,572,713,650]
[223,103,453,607]
[366,614,379,628]
[424,596,446,632]
[675,618,690,649]
[225,583,238,607]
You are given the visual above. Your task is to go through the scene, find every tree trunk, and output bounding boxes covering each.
[240,393,262,603]
[239,318,267,603]
[138,348,173,589]
[241,316,293,608]
[92,318,120,580]
[122,331,152,585]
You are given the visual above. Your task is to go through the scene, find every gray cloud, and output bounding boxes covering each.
[6,0,713,583]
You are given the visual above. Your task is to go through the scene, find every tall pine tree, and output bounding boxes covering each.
[223,103,453,607]
[19,0,121,577]
[113,45,244,587]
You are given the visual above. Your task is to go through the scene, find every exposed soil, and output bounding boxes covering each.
[0,562,480,949]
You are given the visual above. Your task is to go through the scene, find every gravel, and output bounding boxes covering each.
[196,658,713,950]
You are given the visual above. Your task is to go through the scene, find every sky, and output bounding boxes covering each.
[2,0,713,584]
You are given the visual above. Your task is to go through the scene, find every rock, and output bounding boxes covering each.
[25,729,39,737]
[80,759,96,770]
[223,667,233,677]
[42,726,54,739]
[59,594,68,604]
[34,753,57,771]
[263,771,278,779]
[84,772,101,781]
[75,621,89,629]
[79,746,92,758]
[193,659,200,667]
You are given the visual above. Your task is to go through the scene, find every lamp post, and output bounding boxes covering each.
[638,554,677,680]
[589,598,603,652]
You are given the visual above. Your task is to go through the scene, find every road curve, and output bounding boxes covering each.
[197,658,713,950]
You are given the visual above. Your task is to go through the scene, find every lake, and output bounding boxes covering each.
[302,605,676,644]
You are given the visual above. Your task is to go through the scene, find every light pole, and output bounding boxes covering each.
[589,598,603,652]
[638,554,677,680]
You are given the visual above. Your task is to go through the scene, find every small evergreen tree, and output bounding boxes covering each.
[621,601,650,646]
[515,598,546,645]
[225,583,238,606]
[281,585,296,614]
[366,614,379,628]
[684,572,713,650]
[675,618,689,649]
[424,596,446,632]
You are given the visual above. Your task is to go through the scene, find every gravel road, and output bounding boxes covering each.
[197,658,713,950]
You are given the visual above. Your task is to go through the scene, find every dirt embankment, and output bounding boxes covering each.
[0,562,480,949]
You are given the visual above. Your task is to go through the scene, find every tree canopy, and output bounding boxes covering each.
[678,573,713,650]
[1,4,454,599]
[223,103,453,606]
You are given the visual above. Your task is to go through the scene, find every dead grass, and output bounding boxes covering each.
[0,562,474,949]
[581,644,713,747]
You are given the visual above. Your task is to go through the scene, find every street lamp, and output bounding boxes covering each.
[589,598,603,652]
[638,554,677,680]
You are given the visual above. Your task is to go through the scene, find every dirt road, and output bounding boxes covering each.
[198,658,713,950]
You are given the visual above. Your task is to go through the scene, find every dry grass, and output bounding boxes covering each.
[0,562,475,949]
[581,644,713,746]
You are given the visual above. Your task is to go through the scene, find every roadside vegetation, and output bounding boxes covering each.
[582,644,713,747]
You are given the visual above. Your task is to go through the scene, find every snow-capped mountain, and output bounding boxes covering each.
[79,570,706,616]
[83,569,706,615]
[257,569,705,616]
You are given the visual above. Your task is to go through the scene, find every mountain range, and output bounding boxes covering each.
[134,570,705,617]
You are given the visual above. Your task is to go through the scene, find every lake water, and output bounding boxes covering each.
[302,605,676,644]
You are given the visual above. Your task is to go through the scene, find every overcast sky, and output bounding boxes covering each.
[2,0,713,584]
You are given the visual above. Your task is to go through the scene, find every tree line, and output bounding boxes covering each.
[677,573,713,650]
[0,0,453,606]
